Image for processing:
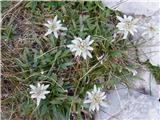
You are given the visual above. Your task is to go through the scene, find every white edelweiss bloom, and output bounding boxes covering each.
[67,35,94,59]
[84,85,108,111]
[44,15,67,38]
[29,83,50,106]
[142,22,159,38]
[116,15,138,39]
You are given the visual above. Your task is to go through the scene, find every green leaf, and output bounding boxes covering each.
[54,50,62,62]
[111,50,122,57]
[59,62,73,69]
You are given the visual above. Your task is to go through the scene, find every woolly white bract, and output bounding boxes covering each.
[44,15,67,38]
[84,85,107,111]
[116,15,138,39]
[67,35,94,59]
[29,83,50,106]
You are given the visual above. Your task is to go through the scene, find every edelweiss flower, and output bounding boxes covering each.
[142,22,159,38]
[116,15,138,39]
[29,83,50,106]
[67,35,94,59]
[84,85,107,111]
[44,15,67,38]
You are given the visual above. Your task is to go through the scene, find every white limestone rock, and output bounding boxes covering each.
[132,67,160,98]
[135,15,160,66]
[102,0,160,17]
[95,84,160,120]
[95,68,160,120]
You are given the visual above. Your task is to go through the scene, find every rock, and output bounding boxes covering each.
[95,84,160,120]
[135,15,160,66]
[95,68,160,120]
[102,0,160,17]
[132,67,160,98]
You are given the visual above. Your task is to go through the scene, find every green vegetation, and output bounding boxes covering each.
[1,1,160,120]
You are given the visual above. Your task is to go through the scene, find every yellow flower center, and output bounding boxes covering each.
[78,42,86,50]
[93,93,101,103]
[36,88,42,96]
[50,24,57,30]
[125,20,133,30]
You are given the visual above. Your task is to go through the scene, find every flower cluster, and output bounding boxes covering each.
[30,83,50,106]
[84,85,107,111]
[30,14,157,111]
[67,35,94,59]
[116,15,138,39]
[44,15,67,38]
[142,22,159,38]
[116,15,159,40]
